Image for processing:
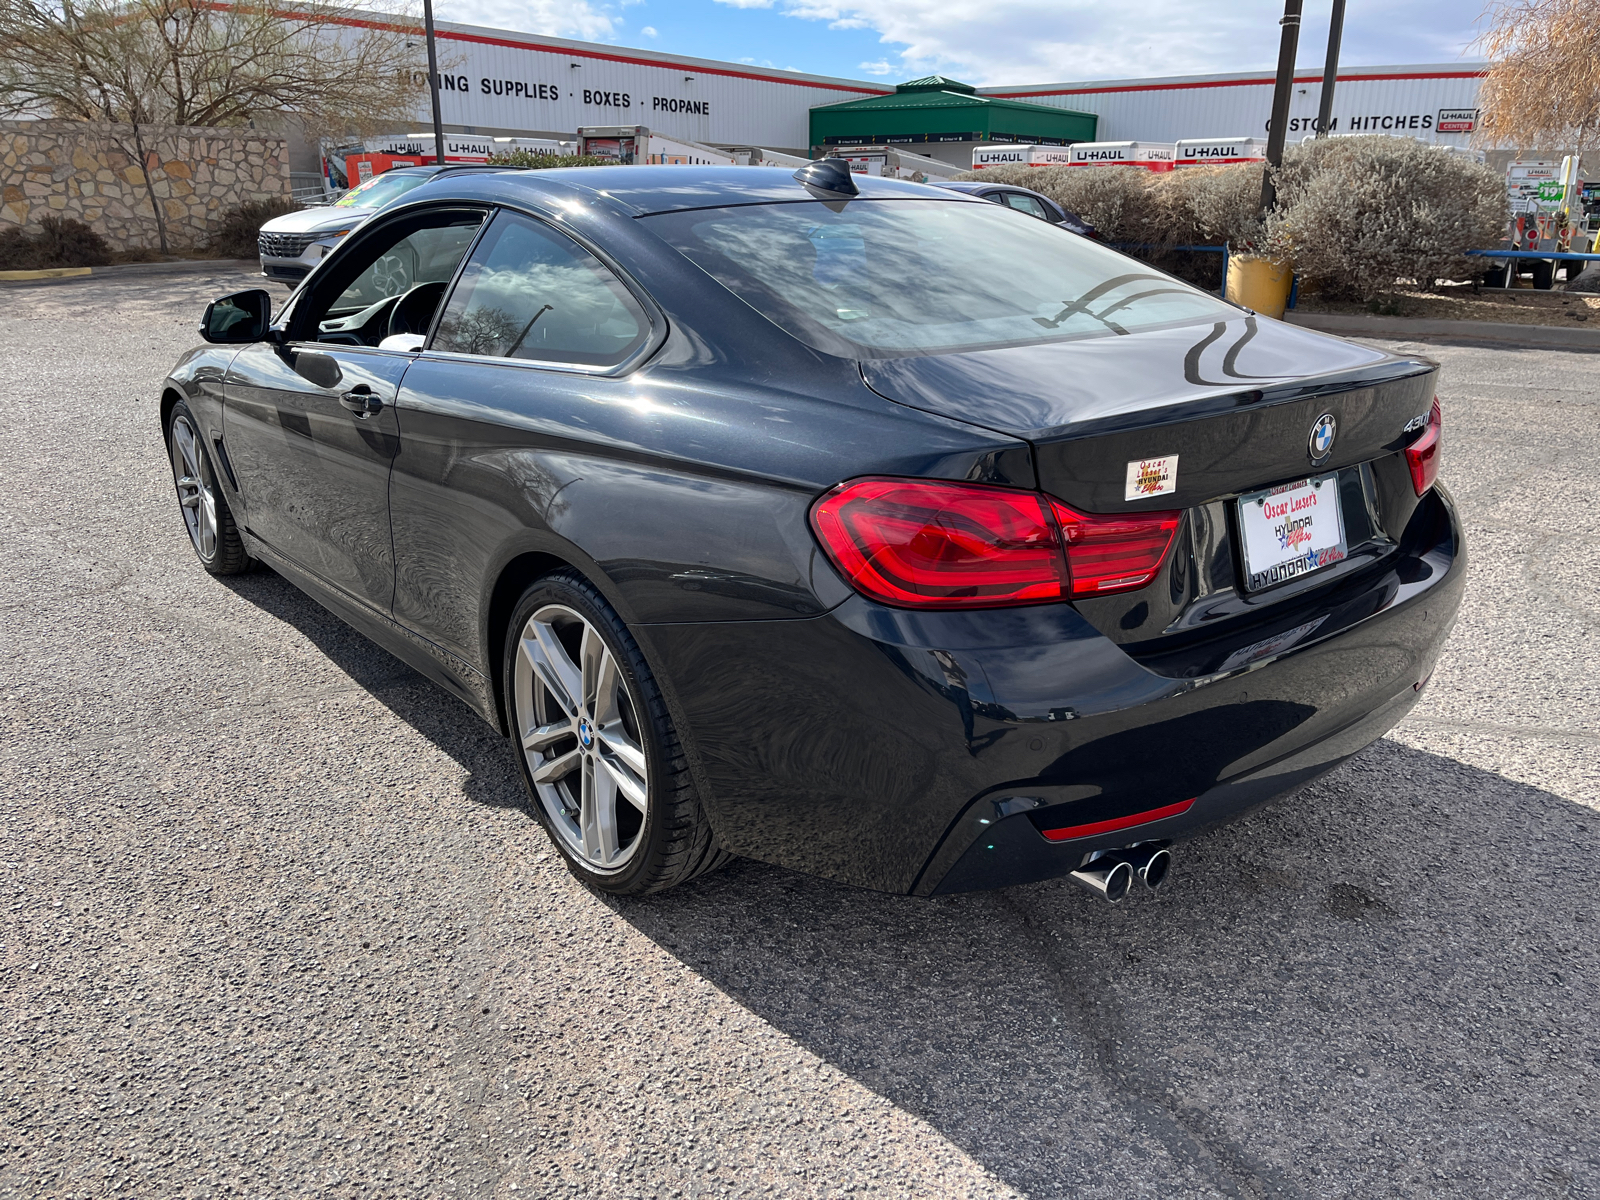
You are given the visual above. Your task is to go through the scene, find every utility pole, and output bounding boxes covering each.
[1259,0,1304,213]
[423,0,445,165]
[1315,0,1347,138]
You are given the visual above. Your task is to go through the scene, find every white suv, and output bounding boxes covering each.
[258,166,503,287]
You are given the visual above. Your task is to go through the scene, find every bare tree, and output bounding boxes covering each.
[1476,0,1600,159]
[0,0,430,250]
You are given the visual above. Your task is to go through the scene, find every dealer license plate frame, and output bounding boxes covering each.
[1235,473,1349,594]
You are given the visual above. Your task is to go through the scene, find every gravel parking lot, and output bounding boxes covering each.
[2,268,1598,1200]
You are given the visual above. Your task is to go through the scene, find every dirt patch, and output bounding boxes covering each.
[1295,282,1600,327]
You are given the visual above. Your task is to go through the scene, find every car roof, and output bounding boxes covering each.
[930,180,1043,197]
[420,165,975,216]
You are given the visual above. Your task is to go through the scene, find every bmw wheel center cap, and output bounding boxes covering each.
[1309,413,1337,465]
[578,718,594,748]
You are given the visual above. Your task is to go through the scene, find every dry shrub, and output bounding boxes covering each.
[1148,164,1271,250]
[207,198,300,259]
[0,216,111,269]
[1274,136,1508,298]
[954,162,1270,249]
[958,139,1508,300]
[485,150,616,168]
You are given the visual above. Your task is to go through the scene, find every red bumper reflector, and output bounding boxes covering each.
[1039,798,1196,842]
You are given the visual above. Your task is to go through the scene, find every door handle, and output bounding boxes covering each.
[338,385,384,416]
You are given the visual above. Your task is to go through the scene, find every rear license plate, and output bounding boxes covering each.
[1237,474,1347,592]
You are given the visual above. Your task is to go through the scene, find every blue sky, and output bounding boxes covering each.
[433,0,1487,86]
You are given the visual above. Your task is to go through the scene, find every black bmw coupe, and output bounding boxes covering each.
[161,161,1461,901]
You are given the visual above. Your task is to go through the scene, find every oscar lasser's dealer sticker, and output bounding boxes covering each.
[1125,455,1178,501]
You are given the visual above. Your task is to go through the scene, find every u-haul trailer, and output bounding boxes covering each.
[825,145,963,181]
[971,144,1077,169]
[1174,137,1266,167]
[1067,141,1175,170]
[578,126,734,164]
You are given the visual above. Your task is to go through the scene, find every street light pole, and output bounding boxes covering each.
[1259,0,1305,213]
[1315,0,1347,138]
[423,0,445,165]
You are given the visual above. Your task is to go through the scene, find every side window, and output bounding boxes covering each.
[332,223,480,310]
[431,211,649,367]
[298,211,484,347]
[1004,193,1048,219]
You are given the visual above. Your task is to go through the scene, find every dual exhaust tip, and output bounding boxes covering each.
[1069,843,1171,902]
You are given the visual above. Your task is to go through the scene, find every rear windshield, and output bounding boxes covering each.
[644,199,1234,357]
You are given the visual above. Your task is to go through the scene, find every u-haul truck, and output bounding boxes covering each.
[365,134,495,161]
[1174,137,1267,167]
[971,144,1077,170]
[1067,141,1175,171]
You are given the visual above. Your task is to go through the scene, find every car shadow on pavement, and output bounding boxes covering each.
[616,741,1600,1199]
[219,567,532,811]
[221,569,1600,1198]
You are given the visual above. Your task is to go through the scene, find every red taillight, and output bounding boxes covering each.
[1050,498,1181,598]
[810,478,1068,609]
[1405,397,1442,496]
[810,477,1182,609]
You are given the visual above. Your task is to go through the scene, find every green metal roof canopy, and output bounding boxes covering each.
[809,76,1097,150]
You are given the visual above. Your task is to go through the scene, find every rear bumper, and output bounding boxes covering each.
[639,487,1464,896]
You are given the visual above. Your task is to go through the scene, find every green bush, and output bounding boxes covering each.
[485,150,616,168]
[0,216,112,270]
[207,197,300,259]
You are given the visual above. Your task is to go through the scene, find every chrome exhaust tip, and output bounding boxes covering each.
[1112,844,1172,891]
[1069,857,1135,902]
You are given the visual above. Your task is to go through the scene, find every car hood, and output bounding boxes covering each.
[259,206,376,235]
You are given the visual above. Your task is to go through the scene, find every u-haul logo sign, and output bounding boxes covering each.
[972,144,1031,169]
[1437,108,1477,133]
[1175,138,1266,166]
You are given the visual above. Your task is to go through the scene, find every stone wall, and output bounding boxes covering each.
[0,120,290,252]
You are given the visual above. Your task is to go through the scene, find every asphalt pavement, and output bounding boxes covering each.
[2,270,1597,1199]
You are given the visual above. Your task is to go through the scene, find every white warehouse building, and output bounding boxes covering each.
[985,65,1486,148]
[396,17,1486,159]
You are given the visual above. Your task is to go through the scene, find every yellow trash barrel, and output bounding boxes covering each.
[1225,255,1294,320]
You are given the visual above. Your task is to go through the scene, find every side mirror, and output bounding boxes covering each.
[199,289,272,344]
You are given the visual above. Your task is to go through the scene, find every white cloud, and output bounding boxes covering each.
[728,0,1479,85]
[640,24,657,36]
[435,0,618,39]
[858,58,893,75]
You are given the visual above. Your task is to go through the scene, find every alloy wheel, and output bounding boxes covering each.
[170,414,218,560]
[513,603,650,872]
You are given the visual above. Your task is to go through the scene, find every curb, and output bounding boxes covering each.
[1284,310,1600,352]
[0,267,91,281]
[0,258,258,285]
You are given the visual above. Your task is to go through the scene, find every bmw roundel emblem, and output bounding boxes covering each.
[1308,413,1337,464]
[578,718,594,748]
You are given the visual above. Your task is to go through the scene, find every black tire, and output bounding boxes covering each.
[1532,259,1556,290]
[165,400,252,575]
[502,570,732,896]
